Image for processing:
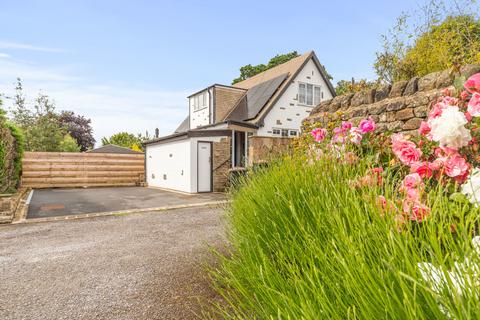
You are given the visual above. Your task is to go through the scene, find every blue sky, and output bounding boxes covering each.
[0,0,420,144]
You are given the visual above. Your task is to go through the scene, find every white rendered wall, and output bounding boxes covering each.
[145,139,192,193]
[190,88,213,129]
[189,136,225,193]
[257,58,334,136]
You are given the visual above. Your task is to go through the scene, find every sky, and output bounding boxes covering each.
[0,0,422,145]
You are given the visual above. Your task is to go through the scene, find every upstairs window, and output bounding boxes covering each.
[192,92,207,111]
[298,82,322,106]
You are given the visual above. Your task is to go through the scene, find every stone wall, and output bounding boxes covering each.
[212,137,231,192]
[248,136,292,165]
[0,188,28,224]
[306,65,480,134]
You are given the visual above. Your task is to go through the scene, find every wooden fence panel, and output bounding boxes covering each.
[21,152,145,188]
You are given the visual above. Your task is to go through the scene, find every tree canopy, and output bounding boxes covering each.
[374,1,480,84]
[232,51,300,84]
[59,111,95,151]
[101,132,143,151]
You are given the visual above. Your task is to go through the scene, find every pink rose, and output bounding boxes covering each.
[444,154,469,178]
[467,93,480,117]
[418,121,431,136]
[341,121,352,131]
[392,137,422,166]
[401,173,423,190]
[461,90,470,100]
[410,162,434,179]
[428,102,445,119]
[349,127,363,144]
[310,128,328,142]
[464,73,480,94]
[406,188,421,202]
[410,203,430,222]
[358,117,376,133]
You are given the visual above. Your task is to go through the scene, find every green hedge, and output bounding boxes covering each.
[0,112,24,193]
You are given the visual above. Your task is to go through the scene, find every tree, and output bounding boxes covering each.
[101,132,143,150]
[59,134,81,152]
[335,78,378,96]
[59,111,95,151]
[232,51,300,84]
[374,0,480,83]
[26,94,66,152]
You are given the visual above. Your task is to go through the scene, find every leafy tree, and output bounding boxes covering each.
[335,78,378,95]
[59,111,95,151]
[59,134,81,152]
[232,51,300,84]
[374,0,480,83]
[101,132,143,150]
[26,94,66,152]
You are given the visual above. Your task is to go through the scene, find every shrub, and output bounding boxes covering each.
[0,114,24,193]
[211,156,480,319]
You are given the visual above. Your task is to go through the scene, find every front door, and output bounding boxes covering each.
[197,142,212,192]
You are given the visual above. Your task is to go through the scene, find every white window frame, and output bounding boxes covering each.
[272,128,281,136]
[192,92,208,112]
[298,82,322,106]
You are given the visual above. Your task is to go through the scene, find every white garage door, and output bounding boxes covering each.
[146,139,191,192]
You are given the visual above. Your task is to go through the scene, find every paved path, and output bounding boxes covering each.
[27,187,225,219]
[0,207,226,320]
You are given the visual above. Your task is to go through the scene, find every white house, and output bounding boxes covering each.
[144,51,335,193]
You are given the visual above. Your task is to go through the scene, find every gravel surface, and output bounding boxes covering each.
[0,207,226,320]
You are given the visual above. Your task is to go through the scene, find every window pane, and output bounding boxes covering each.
[289,130,297,136]
[314,86,321,105]
[202,92,207,107]
[299,83,306,104]
[195,96,199,110]
[306,84,313,105]
[281,129,289,137]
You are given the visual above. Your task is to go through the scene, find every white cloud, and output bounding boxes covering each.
[0,40,64,53]
[0,53,10,59]
[0,58,190,145]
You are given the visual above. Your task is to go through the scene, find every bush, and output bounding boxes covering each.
[211,155,480,319]
[0,116,24,193]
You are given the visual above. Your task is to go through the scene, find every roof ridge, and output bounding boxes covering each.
[232,51,312,89]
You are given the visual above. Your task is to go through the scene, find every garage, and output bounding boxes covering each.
[144,130,233,193]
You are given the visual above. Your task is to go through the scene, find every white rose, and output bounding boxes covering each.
[430,106,471,149]
[461,168,480,207]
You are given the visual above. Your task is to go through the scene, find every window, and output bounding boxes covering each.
[314,86,321,105]
[272,129,281,135]
[289,130,298,137]
[298,82,322,106]
[306,84,313,105]
[192,92,208,111]
[281,129,289,137]
[298,83,306,104]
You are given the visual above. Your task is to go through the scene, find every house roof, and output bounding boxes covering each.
[226,73,288,121]
[226,51,335,123]
[175,116,190,133]
[87,144,144,154]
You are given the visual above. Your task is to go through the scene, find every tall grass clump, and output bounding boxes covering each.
[210,155,480,319]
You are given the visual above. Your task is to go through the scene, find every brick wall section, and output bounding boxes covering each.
[248,136,292,165]
[214,87,245,123]
[212,137,231,192]
[306,65,480,134]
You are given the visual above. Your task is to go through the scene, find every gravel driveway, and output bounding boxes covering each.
[0,207,226,320]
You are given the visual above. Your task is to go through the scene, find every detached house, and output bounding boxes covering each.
[144,51,335,193]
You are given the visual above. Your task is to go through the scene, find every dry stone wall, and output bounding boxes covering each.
[306,65,480,134]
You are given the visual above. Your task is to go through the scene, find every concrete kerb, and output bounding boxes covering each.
[9,199,230,225]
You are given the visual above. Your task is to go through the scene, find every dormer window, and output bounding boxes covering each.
[192,92,207,111]
[298,82,322,106]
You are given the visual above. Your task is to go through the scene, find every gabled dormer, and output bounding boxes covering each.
[188,85,246,129]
